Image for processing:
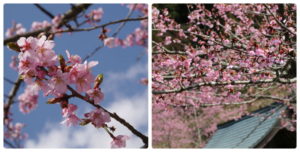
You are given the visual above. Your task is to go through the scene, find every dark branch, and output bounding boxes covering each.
[153,78,296,95]
[56,17,148,33]
[4,4,91,45]
[34,4,55,19]
[4,77,23,120]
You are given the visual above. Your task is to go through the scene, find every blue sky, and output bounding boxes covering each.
[4,4,148,148]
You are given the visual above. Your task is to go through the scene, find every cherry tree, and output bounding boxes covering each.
[152,4,296,148]
[4,4,148,148]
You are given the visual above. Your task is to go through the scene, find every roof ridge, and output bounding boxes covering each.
[218,102,284,129]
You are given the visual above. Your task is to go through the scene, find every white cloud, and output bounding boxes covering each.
[102,63,147,94]
[25,85,148,148]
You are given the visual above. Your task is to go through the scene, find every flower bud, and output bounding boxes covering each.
[80,119,91,126]
[58,54,66,72]
[47,97,62,104]
[94,74,104,88]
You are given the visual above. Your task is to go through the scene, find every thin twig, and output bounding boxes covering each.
[4,77,15,85]
[263,4,296,36]
[55,17,148,34]
[67,85,148,147]
[34,4,55,19]
[4,77,23,120]
[4,4,91,45]
[4,139,16,148]
[82,16,147,61]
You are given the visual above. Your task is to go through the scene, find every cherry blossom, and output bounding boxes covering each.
[31,20,51,31]
[104,37,117,48]
[86,7,104,22]
[5,22,26,38]
[61,114,81,127]
[48,70,68,96]
[66,50,82,65]
[4,4,149,148]
[86,88,104,104]
[68,61,98,92]
[18,84,39,114]
[9,55,18,70]
[152,4,296,148]
[111,135,129,148]
[4,122,28,140]
[84,108,111,128]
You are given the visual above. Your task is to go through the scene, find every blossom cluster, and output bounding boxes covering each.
[5,22,26,38]
[6,14,63,38]
[4,120,28,141]
[103,4,148,50]
[152,4,296,148]
[85,7,104,23]
[10,35,129,148]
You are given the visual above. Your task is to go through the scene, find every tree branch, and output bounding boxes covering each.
[4,139,16,148]
[263,4,296,36]
[34,4,55,19]
[55,17,148,33]
[67,85,148,148]
[4,4,91,45]
[152,77,296,95]
[4,77,23,120]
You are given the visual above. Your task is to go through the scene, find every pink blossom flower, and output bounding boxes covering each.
[123,34,134,47]
[52,14,62,27]
[61,104,80,127]
[86,88,104,104]
[61,114,80,127]
[86,8,104,22]
[31,20,51,31]
[111,135,129,148]
[62,104,78,118]
[17,37,37,51]
[35,79,51,96]
[48,69,68,96]
[9,55,18,70]
[68,61,98,92]
[35,36,57,67]
[84,108,110,128]
[254,48,266,57]
[164,36,172,45]
[104,37,117,48]
[18,84,39,114]
[4,122,28,140]
[6,23,26,38]
[17,51,38,75]
[66,50,82,64]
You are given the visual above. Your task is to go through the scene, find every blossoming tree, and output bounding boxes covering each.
[4,4,148,148]
[152,4,296,148]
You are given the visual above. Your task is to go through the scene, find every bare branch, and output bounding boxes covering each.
[55,16,148,33]
[34,4,55,19]
[4,77,23,120]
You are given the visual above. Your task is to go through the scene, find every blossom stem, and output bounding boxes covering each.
[67,85,148,147]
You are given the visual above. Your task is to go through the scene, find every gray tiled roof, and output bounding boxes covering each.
[205,103,285,148]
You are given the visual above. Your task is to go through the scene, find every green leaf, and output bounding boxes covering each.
[7,42,20,52]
